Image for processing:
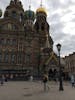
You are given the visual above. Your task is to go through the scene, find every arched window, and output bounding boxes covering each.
[25,54,31,64]
[4,53,9,63]
[0,53,2,62]
[8,23,12,30]
[12,39,16,45]
[1,38,4,45]
[12,11,16,18]
[11,54,16,63]
[18,54,22,64]
[41,23,45,31]
[7,39,10,45]
[35,23,39,31]
[20,13,23,21]
[4,11,9,17]
[13,24,18,30]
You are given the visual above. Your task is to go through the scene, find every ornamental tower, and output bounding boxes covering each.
[35,3,53,51]
[24,5,35,34]
[4,0,24,21]
[34,1,58,75]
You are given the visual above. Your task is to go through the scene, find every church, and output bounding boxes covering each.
[0,0,59,80]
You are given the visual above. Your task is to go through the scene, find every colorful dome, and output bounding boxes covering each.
[36,7,47,15]
[24,10,35,21]
[0,9,2,17]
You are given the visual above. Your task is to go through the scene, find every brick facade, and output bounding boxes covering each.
[0,0,59,79]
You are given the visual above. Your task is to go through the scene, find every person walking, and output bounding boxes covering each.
[29,75,33,82]
[43,74,49,91]
[71,74,75,87]
[1,75,4,86]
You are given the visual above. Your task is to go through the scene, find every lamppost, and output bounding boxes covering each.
[56,43,64,91]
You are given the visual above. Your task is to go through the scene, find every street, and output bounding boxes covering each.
[0,81,75,100]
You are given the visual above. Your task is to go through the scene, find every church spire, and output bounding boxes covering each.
[29,0,31,10]
[24,0,35,21]
[36,0,47,15]
[40,0,43,7]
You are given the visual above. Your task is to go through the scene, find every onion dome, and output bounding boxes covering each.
[0,9,2,17]
[36,7,47,15]
[24,9,35,21]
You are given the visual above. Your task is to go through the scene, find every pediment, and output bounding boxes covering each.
[45,51,58,65]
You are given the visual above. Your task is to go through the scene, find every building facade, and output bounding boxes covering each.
[0,0,59,80]
[64,52,75,79]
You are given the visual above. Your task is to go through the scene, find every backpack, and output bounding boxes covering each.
[43,76,48,83]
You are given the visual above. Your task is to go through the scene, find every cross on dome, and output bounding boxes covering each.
[40,0,43,7]
[36,0,47,15]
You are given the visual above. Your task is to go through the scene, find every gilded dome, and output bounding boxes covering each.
[36,7,47,15]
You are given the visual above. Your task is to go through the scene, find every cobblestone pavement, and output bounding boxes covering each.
[0,81,75,100]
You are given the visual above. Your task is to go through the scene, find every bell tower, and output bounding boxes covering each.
[35,1,53,50]
[35,4,48,33]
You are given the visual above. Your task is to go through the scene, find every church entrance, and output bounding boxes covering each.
[48,68,58,81]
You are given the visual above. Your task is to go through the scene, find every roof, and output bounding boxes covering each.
[45,52,58,65]
[36,7,47,15]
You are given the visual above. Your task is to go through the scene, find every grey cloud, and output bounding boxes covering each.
[57,35,75,56]
[71,18,75,22]
[54,35,75,56]
[0,0,10,13]
[50,14,61,23]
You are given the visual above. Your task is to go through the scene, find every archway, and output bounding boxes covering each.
[48,68,58,81]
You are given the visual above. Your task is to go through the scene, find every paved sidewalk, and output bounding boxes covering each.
[0,81,75,100]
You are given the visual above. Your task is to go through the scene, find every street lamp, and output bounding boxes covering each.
[56,43,64,91]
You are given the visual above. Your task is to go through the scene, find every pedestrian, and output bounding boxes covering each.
[5,77,8,82]
[1,75,4,86]
[43,74,49,91]
[71,74,75,87]
[30,75,33,82]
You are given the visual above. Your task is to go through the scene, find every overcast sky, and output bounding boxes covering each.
[0,0,75,57]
